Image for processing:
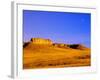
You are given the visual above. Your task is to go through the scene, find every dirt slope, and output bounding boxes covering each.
[23,38,91,69]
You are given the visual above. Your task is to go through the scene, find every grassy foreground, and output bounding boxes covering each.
[23,43,90,69]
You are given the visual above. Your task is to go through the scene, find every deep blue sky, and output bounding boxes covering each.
[23,10,91,47]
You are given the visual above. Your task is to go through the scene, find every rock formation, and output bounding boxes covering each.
[30,38,53,45]
[53,43,69,49]
[23,38,88,50]
[68,44,88,50]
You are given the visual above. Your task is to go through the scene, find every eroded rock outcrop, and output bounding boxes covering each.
[68,44,88,50]
[30,38,53,45]
[23,38,89,50]
[53,43,69,49]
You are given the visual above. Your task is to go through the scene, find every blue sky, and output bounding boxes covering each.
[23,10,91,47]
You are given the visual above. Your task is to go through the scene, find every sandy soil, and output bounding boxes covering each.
[23,44,91,69]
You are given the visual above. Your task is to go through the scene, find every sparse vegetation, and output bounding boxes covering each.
[23,38,91,69]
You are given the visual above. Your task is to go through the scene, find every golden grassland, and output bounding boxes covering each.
[23,43,90,69]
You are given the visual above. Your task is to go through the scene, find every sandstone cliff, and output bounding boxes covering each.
[68,44,89,50]
[23,38,89,50]
[30,38,53,45]
[53,43,69,49]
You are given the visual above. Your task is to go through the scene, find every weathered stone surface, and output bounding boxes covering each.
[53,43,69,48]
[24,38,89,50]
[68,44,88,50]
[30,38,53,45]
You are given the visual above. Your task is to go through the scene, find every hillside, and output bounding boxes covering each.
[23,38,91,69]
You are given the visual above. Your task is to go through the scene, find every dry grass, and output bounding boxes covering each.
[23,44,91,69]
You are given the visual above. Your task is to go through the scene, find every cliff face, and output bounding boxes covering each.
[23,38,89,50]
[53,43,69,49]
[30,38,53,45]
[68,44,89,50]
